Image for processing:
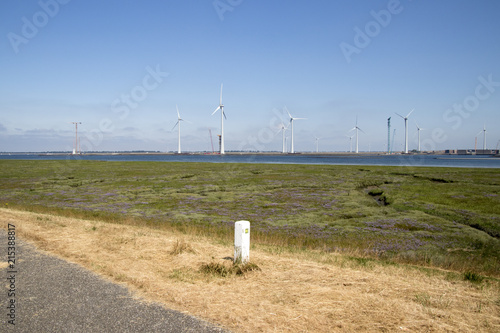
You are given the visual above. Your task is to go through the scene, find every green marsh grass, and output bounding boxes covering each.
[1,160,499,276]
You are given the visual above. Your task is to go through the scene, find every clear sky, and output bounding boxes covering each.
[1,0,499,153]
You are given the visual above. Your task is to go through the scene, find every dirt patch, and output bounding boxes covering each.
[1,208,499,332]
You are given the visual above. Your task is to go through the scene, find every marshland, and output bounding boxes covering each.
[1,159,499,331]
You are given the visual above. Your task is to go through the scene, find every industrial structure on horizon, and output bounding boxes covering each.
[446,149,499,155]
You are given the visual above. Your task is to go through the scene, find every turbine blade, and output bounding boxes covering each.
[223,110,227,120]
[395,112,405,119]
[349,127,356,132]
[176,105,181,119]
[358,127,366,134]
[220,83,223,105]
[406,108,415,118]
[171,121,179,131]
[211,107,220,116]
[284,107,292,119]
[275,125,284,135]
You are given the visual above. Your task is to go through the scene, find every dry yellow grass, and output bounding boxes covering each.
[1,208,499,332]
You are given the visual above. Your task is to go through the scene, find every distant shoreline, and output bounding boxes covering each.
[3,151,447,157]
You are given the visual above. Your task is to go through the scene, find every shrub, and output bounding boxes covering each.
[200,262,231,277]
[463,271,484,284]
[169,239,196,255]
[200,261,261,277]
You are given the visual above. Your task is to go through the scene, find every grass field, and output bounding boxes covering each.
[1,159,499,276]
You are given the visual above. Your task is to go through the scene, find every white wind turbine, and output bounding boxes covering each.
[477,125,487,150]
[172,105,185,154]
[396,109,414,154]
[347,135,354,153]
[349,117,365,153]
[415,122,424,152]
[278,122,289,153]
[285,108,306,154]
[211,84,226,154]
[315,137,320,153]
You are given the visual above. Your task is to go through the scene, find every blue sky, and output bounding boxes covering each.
[1,0,499,152]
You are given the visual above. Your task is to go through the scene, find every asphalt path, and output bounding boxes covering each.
[1,230,228,332]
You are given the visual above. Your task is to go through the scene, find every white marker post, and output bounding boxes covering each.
[234,221,250,264]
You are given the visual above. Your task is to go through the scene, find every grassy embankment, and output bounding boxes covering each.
[0,159,499,276]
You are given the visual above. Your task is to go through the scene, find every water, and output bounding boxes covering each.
[1,153,499,168]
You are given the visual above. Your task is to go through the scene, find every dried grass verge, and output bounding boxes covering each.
[1,208,499,333]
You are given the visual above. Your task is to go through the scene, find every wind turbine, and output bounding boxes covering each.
[172,105,184,154]
[211,84,226,154]
[278,122,289,153]
[315,137,320,153]
[285,108,306,154]
[477,125,487,150]
[349,117,365,153]
[415,122,424,152]
[396,109,414,153]
[347,135,354,153]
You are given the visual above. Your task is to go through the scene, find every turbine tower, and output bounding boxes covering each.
[415,122,424,152]
[285,108,306,154]
[347,135,354,153]
[396,109,414,154]
[211,84,226,154]
[172,105,184,154]
[315,137,320,153]
[71,122,81,155]
[349,117,364,153]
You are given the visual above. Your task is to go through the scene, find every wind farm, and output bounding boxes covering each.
[55,99,499,157]
[46,79,499,157]
[52,95,499,157]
